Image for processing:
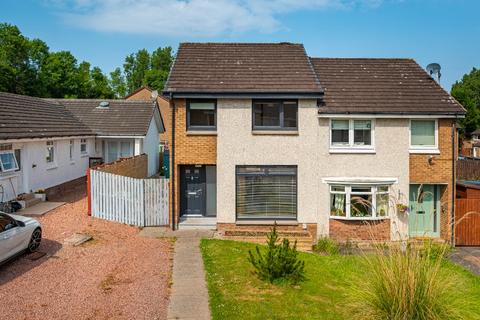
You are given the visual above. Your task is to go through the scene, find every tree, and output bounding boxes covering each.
[39,51,79,98]
[89,67,114,98]
[451,68,480,134]
[109,67,127,98]
[122,46,174,95]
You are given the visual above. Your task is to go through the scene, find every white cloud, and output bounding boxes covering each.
[51,0,386,38]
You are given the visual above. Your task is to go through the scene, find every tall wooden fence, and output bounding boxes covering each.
[457,157,480,180]
[455,199,480,246]
[89,169,169,226]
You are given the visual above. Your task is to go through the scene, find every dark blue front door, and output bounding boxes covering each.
[181,166,206,216]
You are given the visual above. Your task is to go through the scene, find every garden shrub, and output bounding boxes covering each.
[248,224,306,284]
[351,241,464,320]
[313,237,340,255]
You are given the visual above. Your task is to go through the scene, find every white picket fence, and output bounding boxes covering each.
[90,170,169,226]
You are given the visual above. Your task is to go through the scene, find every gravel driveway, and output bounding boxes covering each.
[0,191,172,320]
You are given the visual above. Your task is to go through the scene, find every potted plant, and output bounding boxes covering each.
[34,189,47,201]
[396,203,409,214]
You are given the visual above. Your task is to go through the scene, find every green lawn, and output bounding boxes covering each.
[200,239,480,320]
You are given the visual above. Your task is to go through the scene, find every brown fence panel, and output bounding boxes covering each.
[455,199,480,246]
[457,158,480,180]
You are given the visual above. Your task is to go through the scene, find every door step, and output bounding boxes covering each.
[178,217,217,230]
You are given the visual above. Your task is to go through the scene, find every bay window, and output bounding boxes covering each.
[330,185,390,219]
[236,166,297,220]
[330,119,374,150]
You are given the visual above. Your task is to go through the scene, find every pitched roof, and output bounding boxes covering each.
[53,99,157,136]
[310,58,466,115]
[164,42,323,97]
[0,92,93,140]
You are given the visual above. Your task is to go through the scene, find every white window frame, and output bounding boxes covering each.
[46,141,56,166]
[329,118,375,153]
[80,139,88,155]
[0,151,19,173]
[409,119,439,154]
[329,184,390,220]
[69,139,75,161]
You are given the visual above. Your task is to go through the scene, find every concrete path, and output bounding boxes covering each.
[450,247,480,276]
[139,227,214,320]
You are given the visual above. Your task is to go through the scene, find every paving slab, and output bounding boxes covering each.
[17,201,65,217]
[167,230,212,320]
[451,247,480,276]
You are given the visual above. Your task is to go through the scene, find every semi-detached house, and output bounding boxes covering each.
[163,42,465,243]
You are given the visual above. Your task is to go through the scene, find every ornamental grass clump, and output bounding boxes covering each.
[248,224,306,284]
[351,241,463,320]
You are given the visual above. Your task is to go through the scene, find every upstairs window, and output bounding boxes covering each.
[0,145,19,172]
[253,100,298,130]
[187,100,217,130]
[330,119,373,150]
[410,120,437,151]
[80,139,88,154]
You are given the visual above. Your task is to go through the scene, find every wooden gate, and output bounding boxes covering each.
[89,170,169,226]
[455,199,480,246]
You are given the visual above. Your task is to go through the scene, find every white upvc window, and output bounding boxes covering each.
[46,141,55,164]
[330,119,375,153]
[330,184,390,220]
[409,119,439,153]
[69,140,74,161]
[0,144,19,172]
[80,139,88,154]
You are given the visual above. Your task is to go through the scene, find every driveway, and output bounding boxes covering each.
[0,191,172,320]
[451,247,480,276]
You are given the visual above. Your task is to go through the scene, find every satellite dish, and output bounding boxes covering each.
[426,63,441,82]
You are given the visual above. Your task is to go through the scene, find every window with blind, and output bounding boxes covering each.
[410,120,437,150]
[187,99,217,130]
[236,166,297,219]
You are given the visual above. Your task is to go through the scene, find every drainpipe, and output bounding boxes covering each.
[451,119,456,246]
[170,93,176,231]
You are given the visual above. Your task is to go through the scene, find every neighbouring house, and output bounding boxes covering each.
[460,129,480,157]
[126,87,171,176]
[162,42,466,243]
[55,98,164,177]
[0,92,164,202]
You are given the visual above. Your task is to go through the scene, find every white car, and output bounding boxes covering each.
[0,212,42,264]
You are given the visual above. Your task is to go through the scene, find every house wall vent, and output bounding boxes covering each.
[97,101,110,108]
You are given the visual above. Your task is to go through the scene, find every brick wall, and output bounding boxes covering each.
[96,154,148,178]
[170,98,217,226]
[329,219,390,241]
[46,176,86,201]
[409,119,456,241]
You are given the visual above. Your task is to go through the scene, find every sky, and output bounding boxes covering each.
[0,0,479,91]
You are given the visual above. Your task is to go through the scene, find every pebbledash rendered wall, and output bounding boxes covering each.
[216,98,411,241]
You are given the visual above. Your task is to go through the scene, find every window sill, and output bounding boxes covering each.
[409,149,440,154]
[252,130,299,136]
[70,161,75,165]
[330,216,390,221]
[329,148,375,154]
[236,220,298,226]
[0,173,20,180]
[186,130,217,136]
[81,153,89,158]
[46,165,58,171]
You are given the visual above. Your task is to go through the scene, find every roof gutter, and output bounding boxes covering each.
[317,113,465,119]
[163,91,324,99]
